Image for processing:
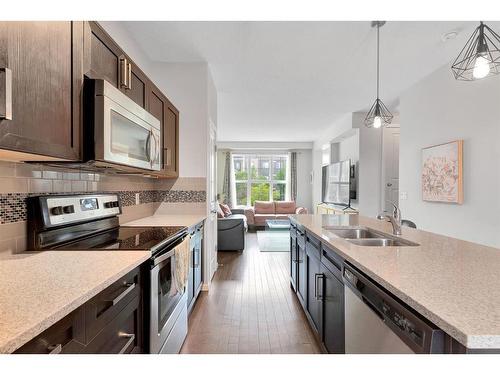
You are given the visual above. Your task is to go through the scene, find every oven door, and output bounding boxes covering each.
[149,247,186,353]
[94,80,161,171]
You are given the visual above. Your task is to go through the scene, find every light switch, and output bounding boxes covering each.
[400,191,408,200]
[135,193,140,205]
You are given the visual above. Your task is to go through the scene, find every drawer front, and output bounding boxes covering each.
[15,308,86,354]
[84,294,142,354]
[305,232,321,260]
[85,267,141,342]
[321,244,344,279]
[296,227,306,248]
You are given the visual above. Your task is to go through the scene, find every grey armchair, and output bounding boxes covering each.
[217,208,247,251]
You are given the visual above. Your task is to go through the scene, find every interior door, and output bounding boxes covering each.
[382,127,400,212]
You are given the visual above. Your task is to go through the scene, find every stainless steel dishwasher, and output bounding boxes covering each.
[343,263,444,354]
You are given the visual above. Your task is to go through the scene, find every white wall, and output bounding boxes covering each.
[149,63,209,178]
[399,64,500,248]
[294,149,313,211]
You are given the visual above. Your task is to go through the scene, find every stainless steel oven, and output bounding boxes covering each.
[86,79,161,171]
[149,236,189,354]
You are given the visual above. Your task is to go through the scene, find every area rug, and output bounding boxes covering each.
[257,231,289,252]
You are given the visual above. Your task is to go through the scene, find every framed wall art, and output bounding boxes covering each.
[422,140,463,204]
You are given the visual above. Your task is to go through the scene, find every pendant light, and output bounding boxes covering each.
[365,21,393,129]
[451,21,500,81]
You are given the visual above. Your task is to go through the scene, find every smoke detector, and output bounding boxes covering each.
[442,30,459,42]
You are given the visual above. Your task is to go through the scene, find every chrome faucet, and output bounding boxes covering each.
[377,202,402,235]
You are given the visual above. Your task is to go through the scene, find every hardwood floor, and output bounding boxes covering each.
[181,233,321,354]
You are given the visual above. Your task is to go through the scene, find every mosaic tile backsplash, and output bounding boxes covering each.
[0,160,206,225]
[0,189,206,224]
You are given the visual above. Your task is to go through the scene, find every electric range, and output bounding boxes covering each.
[27,193,190,354]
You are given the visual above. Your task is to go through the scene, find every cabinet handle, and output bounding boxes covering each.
[47,344,62,354]
[164,148,171,167]
[0,68,12,120]
[119,57,128,89]
[314,273,324,301]
[105,282,135,306]
[127,62,132,90]
[118,332,135,354]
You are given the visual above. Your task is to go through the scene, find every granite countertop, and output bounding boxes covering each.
[290,214,500,350]
[0,250,150,354]
[123,214,207,228]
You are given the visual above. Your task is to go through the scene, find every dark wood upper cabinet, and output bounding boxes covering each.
[85,22,147,108]
[0,21,83,161]
[147,83,179,178]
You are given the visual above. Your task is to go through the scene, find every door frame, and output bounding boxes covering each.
[203,121,218,290]
[380,125,400,212]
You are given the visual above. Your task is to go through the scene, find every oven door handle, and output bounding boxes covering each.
[153,248,176,266]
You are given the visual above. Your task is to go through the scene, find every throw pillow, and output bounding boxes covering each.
[220,203,232,217]
[216,204,224,218]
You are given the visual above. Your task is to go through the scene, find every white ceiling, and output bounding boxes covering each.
[120,21,496,142]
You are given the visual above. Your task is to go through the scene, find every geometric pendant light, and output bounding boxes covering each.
[365,21,393,128]
[451,21,500,81]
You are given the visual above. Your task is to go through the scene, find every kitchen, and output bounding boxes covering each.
[2,3,500,375]
[0,21,213,355]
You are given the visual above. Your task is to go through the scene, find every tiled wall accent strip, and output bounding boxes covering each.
[162,190,207,203]
[0,190,206,224]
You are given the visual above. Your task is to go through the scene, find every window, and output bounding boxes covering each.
[233,154,289,206]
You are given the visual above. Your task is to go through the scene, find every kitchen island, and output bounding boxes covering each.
[290,214,500,352]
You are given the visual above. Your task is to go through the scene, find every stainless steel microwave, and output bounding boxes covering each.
[84,79,161,172]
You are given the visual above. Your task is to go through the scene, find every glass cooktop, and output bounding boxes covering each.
[51,226,187,252]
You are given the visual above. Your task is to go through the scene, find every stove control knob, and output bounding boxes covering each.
[63,205,75,214]
[113,201,120,208]
[104,201,114,209]
[50,206,64,216]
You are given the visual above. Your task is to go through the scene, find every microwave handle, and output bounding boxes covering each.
[150,131,158,165]
[145,131,152,162]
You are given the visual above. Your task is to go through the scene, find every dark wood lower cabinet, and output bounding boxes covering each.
[306,248,322,337]
[321,263,345,354]
[187,221,204,314]
[289,232,298,292]
[14,266,144,354]
[296,240,307,308]
[289,223,346,354]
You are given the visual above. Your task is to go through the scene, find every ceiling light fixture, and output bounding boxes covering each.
[365,21,393,129]
[451,21,500,81]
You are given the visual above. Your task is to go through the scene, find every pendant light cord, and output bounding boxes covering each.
[376,23,380,100]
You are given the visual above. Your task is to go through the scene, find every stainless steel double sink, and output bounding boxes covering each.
[323,226,419,247]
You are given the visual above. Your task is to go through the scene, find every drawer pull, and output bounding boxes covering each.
[0,68,12,120]
[118,332,135,354]
[47,344,62,354]
[105,282,135,307]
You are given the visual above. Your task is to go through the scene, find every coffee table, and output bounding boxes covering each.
[265,219,291,231]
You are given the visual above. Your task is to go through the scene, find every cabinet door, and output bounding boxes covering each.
[289,234,297,292]
[163,102,179,175]
[306,250,322,336]
[0,21,82,160]
[187,234,195,307]
[296,242,307,308]
[147,84,179,178]
[125,62,147,108]
[85,21,122,88]
[194,227,203,293]
[321,263,345,354]
[85,22,147,108]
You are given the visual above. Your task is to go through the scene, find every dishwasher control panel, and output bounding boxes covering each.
[381,301,423,347]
